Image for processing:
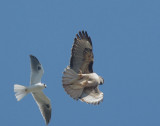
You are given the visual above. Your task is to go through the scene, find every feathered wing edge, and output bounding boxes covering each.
[70,31,94,74]
[32,91,51,125]
[80,87,103,105]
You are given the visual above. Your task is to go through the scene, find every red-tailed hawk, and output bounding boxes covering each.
[62,31,104,105]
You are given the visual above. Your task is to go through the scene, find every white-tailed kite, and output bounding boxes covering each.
[62,31,104,105]
[14,55,51,125]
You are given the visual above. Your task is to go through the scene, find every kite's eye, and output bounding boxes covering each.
[44,84,47,88]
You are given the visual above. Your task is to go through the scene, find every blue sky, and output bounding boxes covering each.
[0,0,160,126]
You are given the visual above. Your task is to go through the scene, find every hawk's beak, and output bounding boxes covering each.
[100,82,103,85]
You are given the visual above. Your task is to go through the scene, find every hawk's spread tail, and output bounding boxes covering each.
[14,84,28,101]
[62,67,78,84]
[62,67,84,100]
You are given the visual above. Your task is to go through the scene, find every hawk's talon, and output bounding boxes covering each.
[78,70,83,79]
[82,76,89,87]
[82,80,88,87]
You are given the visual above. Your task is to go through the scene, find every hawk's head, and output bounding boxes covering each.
[99,76,104,85]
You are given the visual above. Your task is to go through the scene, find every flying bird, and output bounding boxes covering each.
[62,31,104,105]
[14,55,51,125]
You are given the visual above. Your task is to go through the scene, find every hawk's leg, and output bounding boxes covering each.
[81,76,89,87]
[78,70,83,79]
[70,75,89,89]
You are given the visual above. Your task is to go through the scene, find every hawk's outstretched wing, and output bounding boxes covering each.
[70,31,94,74]
[80,86,103,105]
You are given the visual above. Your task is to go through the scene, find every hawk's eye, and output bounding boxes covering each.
[38,66,41,70]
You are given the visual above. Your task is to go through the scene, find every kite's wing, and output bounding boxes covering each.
[32,91,51,125]
[30,55,44,85]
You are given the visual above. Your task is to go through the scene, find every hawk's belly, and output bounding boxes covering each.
[86,73,100,87]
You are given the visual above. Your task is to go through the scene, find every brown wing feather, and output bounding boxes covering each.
[70,31,94,74]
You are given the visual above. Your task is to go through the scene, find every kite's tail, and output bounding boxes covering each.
[14,84,28,101]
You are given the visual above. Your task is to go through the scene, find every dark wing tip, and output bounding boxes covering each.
[76,34,80,39]
[44,104,51,125]
[30,54,36,59]
[30,55,42,72]
[45,117,51,125]
[29,54,34,59]
[75,31,92,46]
[29,54,40,62]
